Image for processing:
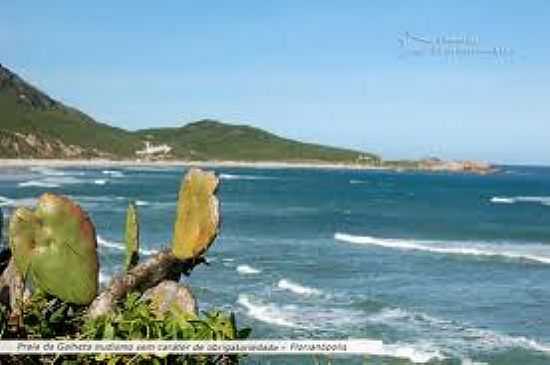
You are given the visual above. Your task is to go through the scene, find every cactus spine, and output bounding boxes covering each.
[124,202,140,271]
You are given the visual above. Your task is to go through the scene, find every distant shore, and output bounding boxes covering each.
[0,158,497,174]
[0,159,389,171]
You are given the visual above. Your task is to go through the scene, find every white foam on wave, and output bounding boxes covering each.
[0,195,37,208]
[220,173,274,181]
[236,295,442,363]
[237,294,298,328]
[277,279,322,296]
[18,180,60,188]
[490,197,515,204]
[135,200,150,206]
[94,179,107,185]
[353,340,444,364]
[0,196,13,207]
[99,272,112,285]
[102,170,125,178]
[29,167,67,176]
[236,265,261,275]
[491,196,550,206]
[18,176,87,188]
[366,307,550,357]
[97,236,159,256]
[350,179,368,184]
[335,233,550,265]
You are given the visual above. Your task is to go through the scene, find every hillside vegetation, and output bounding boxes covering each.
[0,64,378,163]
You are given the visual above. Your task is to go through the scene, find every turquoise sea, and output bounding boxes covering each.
[1,165,550,364]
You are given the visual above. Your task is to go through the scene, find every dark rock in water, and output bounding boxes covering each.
[142,280,198,317]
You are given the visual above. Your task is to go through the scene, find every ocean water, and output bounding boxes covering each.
[1,165,550,364]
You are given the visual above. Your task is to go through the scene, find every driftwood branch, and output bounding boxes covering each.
[0,257,25,328]
[88,168,219,319]
[87,250,206,319]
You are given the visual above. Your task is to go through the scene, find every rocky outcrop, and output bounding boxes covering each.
[142,280,198,317]
[418,158,496,174]
[0,130,111,159]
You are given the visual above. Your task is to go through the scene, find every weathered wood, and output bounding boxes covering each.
[0,258,25,328]
[87,250,205,319]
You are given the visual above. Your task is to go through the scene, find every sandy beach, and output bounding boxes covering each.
[0,159,386,171]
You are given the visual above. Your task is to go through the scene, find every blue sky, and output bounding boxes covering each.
[1,1,549,164]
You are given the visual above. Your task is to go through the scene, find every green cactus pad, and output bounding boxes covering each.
[9,193,99,305]
[172,168,220,260]
[124,202,140,271]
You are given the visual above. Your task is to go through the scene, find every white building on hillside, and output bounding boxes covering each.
[136,141,172,156]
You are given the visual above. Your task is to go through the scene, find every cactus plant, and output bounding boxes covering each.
[124,202,139,271]
[9,193,99,305]
[172,168,220,260]
[204,311,237,340]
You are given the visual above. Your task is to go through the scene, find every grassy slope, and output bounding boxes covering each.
[0,88,140,157]
[136,120,378,162]
[0,64,141,157]
[0,65,378,162]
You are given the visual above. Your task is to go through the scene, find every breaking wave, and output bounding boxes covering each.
[236,295,442,363]
[236,265,261,274]
[220,173,274,181]
[102,170,125,178]
[0,196,13,207]
[17,176,87,188]
[99,272,112,285]
[237,294,298,327]
[0,195,37,208]
[366,307,550,357]
[491,196,550,206]
[97,236,159,256]
[18,180,60,188]
[334,233,550,265]
[29,167,67,176]
[277,279,322,296]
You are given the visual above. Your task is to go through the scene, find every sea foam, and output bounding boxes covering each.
[220,173,274,181]
[237,294,297,327]
[97,236,159,256]
[277,279,322,296]
[334,233,550,265]
[491,196,550,206]
[236,265,261,274]
[236,294,442,363]
[0,196,13,207]
[29,167,67,176]
[17,176,87,188]
[366,306,550,357]
[102,170,125,178]
[18,180,60,188]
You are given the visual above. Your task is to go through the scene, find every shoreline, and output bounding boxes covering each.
[0,159,497,174]
[0,159,389,171]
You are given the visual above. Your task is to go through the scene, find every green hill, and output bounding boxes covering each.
[0,64,379,163]
[135,120,378,162]
[0,64,140,158]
